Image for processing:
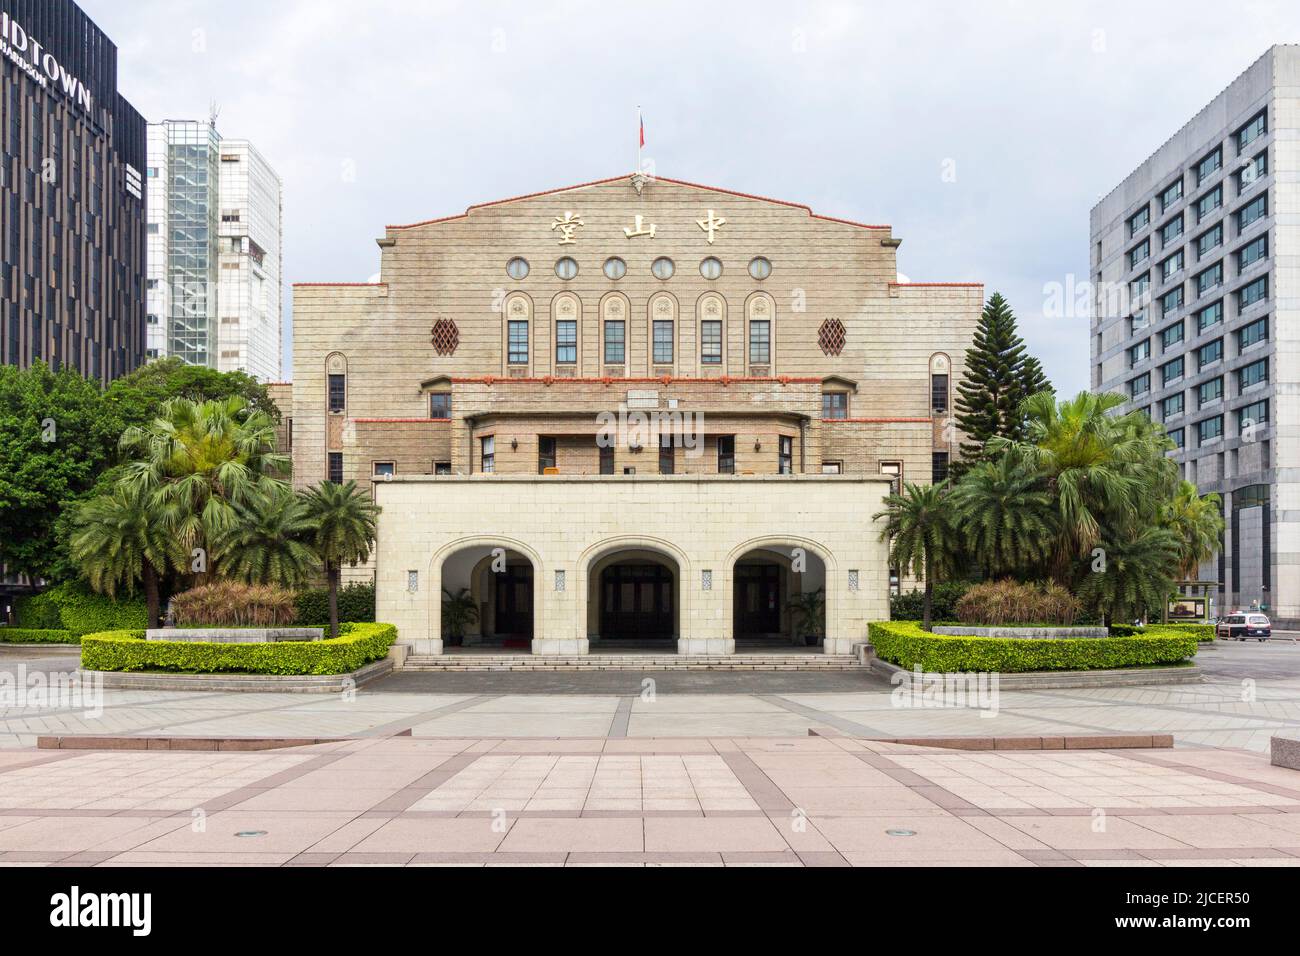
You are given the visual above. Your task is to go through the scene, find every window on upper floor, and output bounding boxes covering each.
[1195,222,1223,259]
[328,452,343,484]
[1237,315,1268,349]
[480,436,495,474]
[653,319,674,365]
[1236,110,1267,153]
[1128,205,1150,236]
[1160,321,1184,351]
[1238,358,1269,391]
[1161,249,1184,283]
[555,319,577,365]
[778,435,794,475]
[1198,376,1223,407]
[700,319,722,365]
[1196,300,1223,334]
[1238,234,1268,271]
[429,393,451,419]
[1196,147,1222,185]
[1130,372,1151,398]
[1160,286,1183,316]
[1238,151,1267,192]
[328,373,345,413]
[507,319,529,365]
[1160,215,1183,247]
[717,436,736,475]
[1238,275,1268,310]
[822,392,848,420]
[1160,178,1183,211]
[604,320,625,364]
[1161,356,1185,386]
[1197,415,1223,445]
[1161,393,1185,420]
[1129,239,1150,269]
[1197,338,1223,370]
[538,436,557,474]
[1195,261,1223,298]
[1195,184,1223,223]
[931,373,949,413]
[1236,193,1268,233]
[1129,339,1151,367]
[1238,399,1269,431]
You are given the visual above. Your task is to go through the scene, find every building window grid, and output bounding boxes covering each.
[700,320,723,365]
[603,320,625,364]
[507,320,529,365]
[748,320,770,365]
[652,319,674,365]
[555,319,577,364]
[1238,358,1268,391]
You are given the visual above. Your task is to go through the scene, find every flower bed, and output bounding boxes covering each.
[869,620,1199,673]
[80,622,396,675]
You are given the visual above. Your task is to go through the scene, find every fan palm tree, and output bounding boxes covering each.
[211,486,320,589]
[991,391,1162,581]
[118,395,289,575]
[948,449,1057,578]
[298,480,381,638]
[1075,525,1181,626]
[69,482,184,628]
[1162,481,1225,580]
[873,482,960,631]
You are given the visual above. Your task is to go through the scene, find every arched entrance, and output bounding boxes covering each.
[731,544,828,648]
[586,547,682,650]
[436,541,540,650]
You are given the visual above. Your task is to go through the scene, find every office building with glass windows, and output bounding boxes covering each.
[146,120,282,380]
[0,0,146,383]
[1090,46,1300,622]
[289,172,981,655]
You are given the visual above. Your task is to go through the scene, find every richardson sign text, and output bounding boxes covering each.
[0,11,93,112]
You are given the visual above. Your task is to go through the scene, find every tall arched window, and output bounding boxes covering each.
[649,293,676,369]
[698,293,726,371]
[602,294,628,368]
[553,293,580,369]
[929,353,951,414]
[746,293,776,374]
[503,293,532,372]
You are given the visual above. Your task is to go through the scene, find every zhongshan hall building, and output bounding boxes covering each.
[289,174,981,656]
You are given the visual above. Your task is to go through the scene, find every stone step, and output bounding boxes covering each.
[399,654,864,672]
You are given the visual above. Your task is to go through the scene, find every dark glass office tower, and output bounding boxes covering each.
[0,0,146,383]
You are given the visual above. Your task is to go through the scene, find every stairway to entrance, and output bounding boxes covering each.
[401,653,863,672]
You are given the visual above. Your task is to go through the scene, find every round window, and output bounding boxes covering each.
[749,257,772,280]
[700,257,723,280]
[555,257,578,280]
[651,257,675,280]
[603,257,627,280]
[506,257,530,280]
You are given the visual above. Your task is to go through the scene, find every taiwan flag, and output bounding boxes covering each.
[639,112,645,148]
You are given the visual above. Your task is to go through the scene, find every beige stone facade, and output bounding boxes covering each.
[288,173,982,653]
[374,475,891,656]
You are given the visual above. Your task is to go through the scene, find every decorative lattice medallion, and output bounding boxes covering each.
[431,319,460,356]
[818,318,846,356]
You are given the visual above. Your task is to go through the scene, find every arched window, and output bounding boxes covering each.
[553,293,580,368]
[504,294,532,370]
[602,294,628,367]
[929,353,951,414]
[747,294,775,373]
[326,352,347,413]
[698,293,726,370]
[649,293,676,368]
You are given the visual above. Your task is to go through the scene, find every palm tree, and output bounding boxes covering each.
[948,449,1057,578]
[441,588,480,646]
[119,395,289,574]
[1160,480,1225,581]
[69,482,184,628]
[212,486,320,589]
[298,480,380,638]
[1075,525,1181,626]
[873,482,960,631]
[991,391,1166,581]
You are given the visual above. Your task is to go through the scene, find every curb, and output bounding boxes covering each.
[79,658,393,693]
[868,657,1202,689]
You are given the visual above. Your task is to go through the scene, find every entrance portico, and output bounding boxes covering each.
[377,474,891,656]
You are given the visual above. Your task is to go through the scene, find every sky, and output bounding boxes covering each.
[81,0,1300,393]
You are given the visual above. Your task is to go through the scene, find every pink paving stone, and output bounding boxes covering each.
[498,818,644,853]
[643,817,789,853]
[350,818,512,853]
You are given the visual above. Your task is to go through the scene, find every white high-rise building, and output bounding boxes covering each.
[1090,46,1300,623]
[146,120,283,381]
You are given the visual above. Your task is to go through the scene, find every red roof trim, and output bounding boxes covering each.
[292,282,388,289]
[888,282,984,288]
[822,417,933,423]
[353,418,449,424]
[451,376,823,386]
[387,174,890,232]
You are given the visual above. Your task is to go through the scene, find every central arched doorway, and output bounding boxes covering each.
[586,547,681,651]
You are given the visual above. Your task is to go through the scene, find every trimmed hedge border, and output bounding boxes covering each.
[1144,623,1216,642]
[0,629,77,645]
[80,622,397,676]
[869,620,1199,673]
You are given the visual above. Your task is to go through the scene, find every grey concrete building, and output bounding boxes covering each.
[1091,46,1300,622]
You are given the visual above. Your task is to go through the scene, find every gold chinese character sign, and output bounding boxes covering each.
[551,211,584,244]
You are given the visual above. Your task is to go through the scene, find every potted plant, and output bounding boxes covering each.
[789,588,825,647]
[441,587,479,647]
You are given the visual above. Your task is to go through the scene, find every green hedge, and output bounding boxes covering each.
[16,582,147,636]
[1145,622,1216,642]
[293,583,376,626]
[869,620,1198,673]
[80,622,397,676]
[0,628,77,645]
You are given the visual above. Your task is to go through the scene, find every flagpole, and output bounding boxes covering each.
[636,105,642,175]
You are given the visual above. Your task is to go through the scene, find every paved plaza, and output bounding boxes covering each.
[1,639,1299,866]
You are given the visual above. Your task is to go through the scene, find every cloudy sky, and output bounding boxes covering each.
[83,0,1300,391]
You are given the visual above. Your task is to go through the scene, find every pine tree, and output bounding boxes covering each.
[951,293,1052,475]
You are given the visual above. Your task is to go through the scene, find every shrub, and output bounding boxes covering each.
[1144,622,1216,643]
[172,581,297,627]
[293,582,375,626]
[891,581,970,622]
[868,620,1197,673]
[15,581,146,636]
[0,628,77,645]
[955,579,1081,626]
[80,622,396,675]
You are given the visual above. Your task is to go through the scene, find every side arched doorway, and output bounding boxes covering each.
[438,543,539,650]
[731,544,828,648]
[587,548,681,650]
